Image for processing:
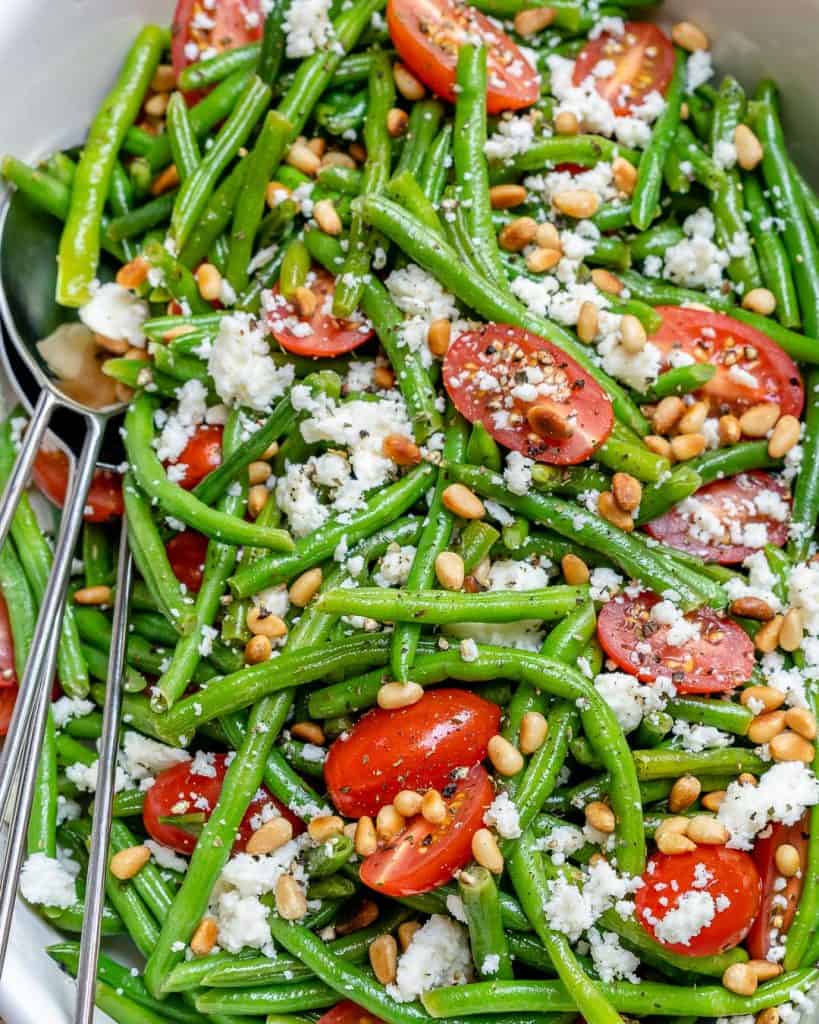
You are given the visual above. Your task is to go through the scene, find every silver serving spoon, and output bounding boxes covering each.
[0,183,133,1023]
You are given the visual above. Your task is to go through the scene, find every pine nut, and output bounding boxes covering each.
[394,63,425,100]
[369,934,398,985]
[535,222,562,250]
[144,91,170,117]
[307,137,327,157]
[499,216,538,252]
[266,181,291,207]
[748,959,783,982]
[110,845,151,880]
[472,828,504,873]
[718,414,742,445]
[768,415,801,458]
[393,790,423,817]
[554,110,580,135]
[656,816,690,838]
[435,551,465,591]
[376,804,405,841]
[488,734,524,776]
[730,597,775,621]
[741,685,785,711]
[779,607,804,652]
[612,472,642,513]
[686,815,729,845]
[248,460,271,486]
[585,801,616,833]
[337,899,379,936]
[373,365,396,390]
[591,268,623,294]
[308,815,344,842]
[377,681,424,710]
[519,711,548,754]
[276,875,307,920]
[292,721,325,745]
[195,263,222,302]
[248,484,269,518]
[247,606,288,639]
[755,615,783,653]
[671,20,709,51]
[722,962,757,996]
[775,842,801,877]
[162,325,195,341]
[561,553,590,585]
[151,163,180,196]
[151,64,176,92]
[620,315,646,353]
[387,107,409,137]
[742,287,777,315]
[598,491,634,532]
[577,300,599,343]
[190,917,219,957]
[671,433,707,461]
[262,440,279,460]
[644,435,672,458]
[314,198,342,236]
[513,6,556,35]
[747,710,786,744]
[382,433,421,466]
[246,817,293,854]
[785,707,817,740]
[398,920,421,951]
[442,484,485,519]
[757,1009,780,1024]
[245,634,271,664]
[738,773,758,785]
[287,140,321,176]
[652,396,685,434]
[349,142,367,163]
[739,402,780,438]
[428,318,451,356]
[421,789,447,825]
[293,286,318,317]
[678,401,708,435]
[701,790,726,811]
[612,156,638,196]
[552,188,600,219]
[74,585,112,606]
[289,567,323,607]
[769,731,815,763]
[669,775,701,812]
[656,830,697,855]
[527,400,573,439]
[321,151,357,170]
[735,124,764,171]
[354,816,377,856]
[526,246,562,273]
[489,184,528,209]
[116,257,150,289]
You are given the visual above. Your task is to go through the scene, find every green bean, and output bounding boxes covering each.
[690,440,780,484]
[663,143,691,194]
[82,522,113,589]
[456,521,502,574]
[729,307,819,364]
[792,158,819,239]
[304,834,354,878]
[596,426,670,482]
[634,464,702,525]
[459,866,513,980]
[144,241,213,315]
[165,91,201,183]
[318,164,363,195]
[789,368,819,561]
[111,789,145,818]
[593,201,633,232]
[28,710,57,860]
[196,978,338,1016]
[0,540,35,680]
[498,135,639,174]
[105,189,176,241]
[178,43,260,92]
[515,702,577,831]
[743,172,801,328]
[638,363,716,401]
[675,123,726,192]
[629,220,686,263]
[57,25,163,305]
[420,124,453,204]
[258,2,289,86]
[666,696,751,735]
[395,100,444,179]
[466,422,503,473]
[633,747,766,779]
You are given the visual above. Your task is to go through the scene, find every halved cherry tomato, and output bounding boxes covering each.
[0,594,16,735]
[644,471,791,565]
[325,689,499,818]
[443,325,613,466]
[747,817,810,960]
[361,764,493,897]
[0,687,17,737]
[165,424,224,490]
[171,0,263,95]
[387,0,539,114]
[166,530,209,593]
[636,846,761,956]
[573,22,675,115]
[649,307,803,418]
[317,1003,385,1024]
[143,754,304,856]
[33,448,123,523]
[597,591,754,694]
[266,268,375,358]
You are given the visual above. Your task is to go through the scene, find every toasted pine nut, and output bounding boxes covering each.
[355,816,378,856]
[376,804,405,841]
[292,721,325,745]
[276,875,307,920]
[656,817,691,839]
[748,959,783,982]
[644,435,672,458]
[755,615,783,653]
[742,287,777,315]
[398,920,421,951]
[585,801,616,834]
[393,790,423,817]
[383,433,421,466]
[598,490,634,532]
[373,365,396,390]
[591,268,623,294]
[421,789,447,825]
[308,815,344,842]
[686,815,729,845]
[246,817,294,854]
[245,630,273,664]
[785,706,817,740]
[775,842,801,877]
[656,830,697,855]
[489,184,528,209]
[757,1008,780,1024]
[770,731,815,763]
[289,567,323,607]
[535,222,562,250]
[552,188,600,219]
[768,415,801,458]
[612,472,642,513]
[247,606,288,639]
[747,710,786,745]
[669,775,701,812]
[488,734,524,776]
[195,263,222,302]
[612,156,638,195]
[527,400,573,439]
[435,551,465,591]
[287,140,321,176]
[499,216,538,252]
[190,917,219,957]
[577,300,599,343]
[307,137,327,157]
[248,460,271,486]
[514,6,556,35]
[739,772,758,785]
[472,828,504,873]
[247,484,269,518]
[314,198,342,236]
[369,933,398,985]
[293,286,318,318]
[394,63,425,100]
[519,711,548,755]
[442,484,485,519]
[337,899,379,936]
[722,962,757,996]
[653,397,686,435]
[670,433,707,461]
[427,318,452,356]
[266,181,291,207]
[671,20,709,51]
[144,91,170,117]
[320,150,357,170]
[151,64,176,92]
[561,552,590,585]
[620,315,646,353]
[701,790,726,811]
[526,246,562,274]
[735,124,764,171]
[74,585,112,606]
[678,401,709,435]
[387,107,409,137]
[554,110,580,135]
[718,414,742,445]
[741,685,786,711]
[730,597,775,621]
[739,402,780,438]
[348,142,367,163]
[116,257,150,289]
[779,607,804,652]
[377,681,424,710]
[162,325,195,341]
[151,163,180,196]
[110,845,151,880]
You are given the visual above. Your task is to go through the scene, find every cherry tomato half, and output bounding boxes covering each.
[325,689,500,818]
[644,471,791,565]
[171,0,263,95]
[573,22,675,115]
[166,530,209,593]
[33,448,123,523]
[165,424,224,490]
[143,753,304,856]
[361,764,493,897]
[266,268,374,357]
[747,817,810,960]
[387,0,539,114]
[597,591,755,694]
[317,1003,385,1024]
[0,594,16,735]
[649,307,803,418]
[443,325,613,466]
[636,846,761,956]
[0,688,17,737]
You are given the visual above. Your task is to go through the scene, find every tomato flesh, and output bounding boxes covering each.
[266,268,374,358]
[747,817,810,960]
[165,425,224,490]
[317,1004,385,1024]
[649,307,803,418]
[172,0,263,91]
[361,765,493,897]
[597,591,754,694]
[33,448,123,523]
[644,471,791,565]
[573,22,675,115]
[143,754,304,856]
[636,846,761,956]
[387,0,539,114]
[325,688,500,818]
[166,530,209,593]
[443,325,613,466]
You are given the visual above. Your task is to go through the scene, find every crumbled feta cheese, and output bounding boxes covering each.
[20,852,78,909]
[654,890,716,946]
[588,928,640,982]
[79,283,149,347]
[594,672,674,733]
[283,0,334,57]
[718,762,819,849]
[503,452,533,496]
[445,560,550,651]
[51,697,94,730]
[373,545,417,588]
[388,915,473,1002]
[484,792,521,839]
[209,313,295,410]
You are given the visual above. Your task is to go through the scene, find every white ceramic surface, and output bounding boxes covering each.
[0,1,817,1021]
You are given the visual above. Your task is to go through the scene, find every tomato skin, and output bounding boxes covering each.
[317,1004,385,1024]
[387,0,539,114]
[266,268,374,357]
[0,594,16,735]
[644,471,791,565]
[143,754,304,856]
[636,846,762,956]
[325,689,500,818]
[573,22,675,115]
[361,765,494,897]
[33,448,123,523]
[166,530,209,593]
[597,591,754,694]
[166,425,224,490]
[650,307,803,418]
[171,0,263,94]
[443,325,613,466]
[0,687,17,737]
[747,818,810,960]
